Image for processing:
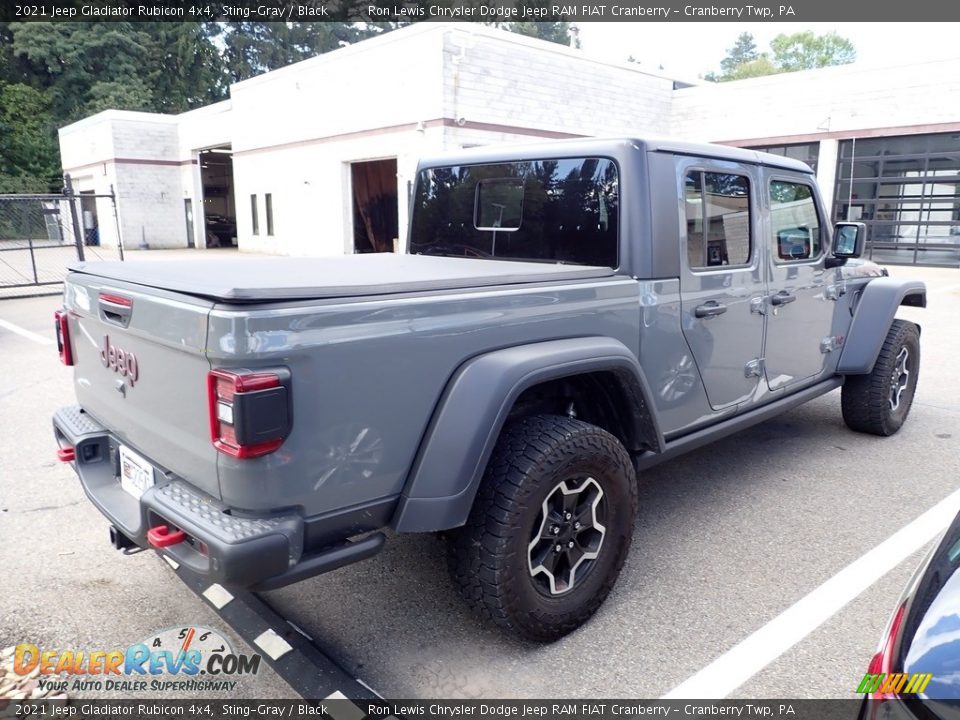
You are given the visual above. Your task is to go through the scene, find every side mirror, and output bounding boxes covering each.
[832,222,865,258]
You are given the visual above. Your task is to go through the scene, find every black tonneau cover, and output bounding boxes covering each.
[70,254,616,303]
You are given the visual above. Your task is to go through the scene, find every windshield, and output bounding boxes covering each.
[409,157,619,268]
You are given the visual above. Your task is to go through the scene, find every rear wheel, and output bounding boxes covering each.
[447,414,637,642]
[841,319,920,436]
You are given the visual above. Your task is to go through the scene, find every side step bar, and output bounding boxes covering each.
[253,533,386,592]
[635,376,844,471]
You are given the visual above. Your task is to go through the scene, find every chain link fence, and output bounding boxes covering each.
[0,182,123,299]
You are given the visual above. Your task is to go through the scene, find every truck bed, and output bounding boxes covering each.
[70,254,615,303]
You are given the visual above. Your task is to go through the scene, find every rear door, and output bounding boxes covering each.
[762,172,837,391]
[678,158,766,410]
[63,273,219,498]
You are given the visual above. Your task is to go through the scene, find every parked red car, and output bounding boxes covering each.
[859,506,960,718]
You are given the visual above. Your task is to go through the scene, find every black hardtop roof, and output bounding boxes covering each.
[416,136,813,174]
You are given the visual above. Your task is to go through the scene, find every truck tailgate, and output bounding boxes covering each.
[63,272,220,499]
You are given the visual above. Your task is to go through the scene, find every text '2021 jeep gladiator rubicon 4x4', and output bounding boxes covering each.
[53,138,926,641]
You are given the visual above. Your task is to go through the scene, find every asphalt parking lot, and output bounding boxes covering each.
[1,263,958,701]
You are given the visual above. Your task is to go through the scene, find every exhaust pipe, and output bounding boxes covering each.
[109,525,137,551]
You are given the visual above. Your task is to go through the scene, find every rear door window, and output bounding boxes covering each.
[684,170,752,269]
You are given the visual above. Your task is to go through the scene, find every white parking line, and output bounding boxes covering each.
[663,487,960,699]
[0,318,54,345]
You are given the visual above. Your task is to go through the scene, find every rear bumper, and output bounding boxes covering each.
[53,405,383,589]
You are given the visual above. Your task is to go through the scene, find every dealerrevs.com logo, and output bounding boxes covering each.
[13,626,261,693]
[857,672,933,695]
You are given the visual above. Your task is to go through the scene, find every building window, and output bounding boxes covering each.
[833,132,960,266]
[265,193,274,236]
[744,142,820,175]
[251,194,259,235]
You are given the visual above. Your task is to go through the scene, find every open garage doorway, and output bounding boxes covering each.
[199,146,237,248]
[351,158,398,253]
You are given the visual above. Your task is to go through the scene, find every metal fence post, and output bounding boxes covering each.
[110,184,125,261]
[63,174,85,262]
[20,200,39,284]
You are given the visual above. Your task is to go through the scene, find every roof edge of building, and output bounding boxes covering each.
[674,53,960,94]
[59,109,180,136]
[177,98,232,119]
[228,21,699,95]
[229,22,447,92]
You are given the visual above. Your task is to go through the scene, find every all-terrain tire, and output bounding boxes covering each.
[447,414,638,642]
[841,319,920,436]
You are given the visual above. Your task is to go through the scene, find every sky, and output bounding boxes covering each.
[574,23,960,80]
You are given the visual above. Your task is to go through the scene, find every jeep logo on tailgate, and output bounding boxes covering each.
[100,335,139,387]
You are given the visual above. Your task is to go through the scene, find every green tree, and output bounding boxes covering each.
[719,32,759,75]
[10,22,155,121]
[141,23,227,112]
[770,31,856,72]
[0,23,45,87]
[2,21,238,186]
[723,55,780,81]
[0,18,584,190]
[0,82,60,192]
[710,30,855,82]
[486,22,580,48]
[217,22,383,83]
[9,21,233,117]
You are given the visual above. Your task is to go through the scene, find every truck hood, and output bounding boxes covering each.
[70,254,615,303]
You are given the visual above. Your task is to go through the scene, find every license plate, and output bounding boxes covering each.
[119,445,155,499]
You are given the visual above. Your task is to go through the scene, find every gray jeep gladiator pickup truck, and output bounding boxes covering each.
[53,138,926,641]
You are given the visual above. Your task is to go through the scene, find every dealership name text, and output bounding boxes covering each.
[368,705,795,717]
[365,4,794,18]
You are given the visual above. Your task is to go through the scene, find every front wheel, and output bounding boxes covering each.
[842,319,921,436]
[447,415,638,642]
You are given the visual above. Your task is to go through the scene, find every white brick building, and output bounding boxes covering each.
[59,22,960,266]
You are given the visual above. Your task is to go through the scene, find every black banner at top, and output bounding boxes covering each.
[2,0,960,22]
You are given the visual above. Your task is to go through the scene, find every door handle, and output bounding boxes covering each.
[98,292,134,327]
[695,301,728,318]
[770,291,797,307]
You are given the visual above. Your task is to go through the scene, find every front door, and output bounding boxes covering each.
[762,173,837,391]
[678,161,766,410]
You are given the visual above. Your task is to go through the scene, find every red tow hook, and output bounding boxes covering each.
[57,447,76,462]
[147,525,187,548]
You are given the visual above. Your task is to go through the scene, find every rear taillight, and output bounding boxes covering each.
[865,601,907,699]
[207,369,292,458]
[54,310,73,366]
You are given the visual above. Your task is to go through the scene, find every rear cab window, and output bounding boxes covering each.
[409,157,619,268]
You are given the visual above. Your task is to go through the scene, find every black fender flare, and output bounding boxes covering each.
[392,337,663,533]
[837,277,926,375]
